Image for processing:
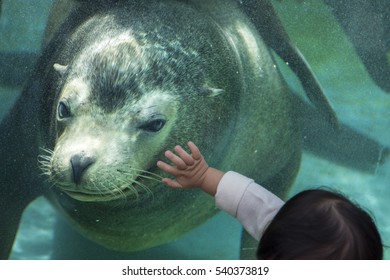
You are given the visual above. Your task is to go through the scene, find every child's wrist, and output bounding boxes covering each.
[200,167,224,196]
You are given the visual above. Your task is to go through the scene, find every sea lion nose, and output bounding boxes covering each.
[70,152,95,184]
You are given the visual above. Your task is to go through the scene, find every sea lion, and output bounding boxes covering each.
[0,0,301,259]
[44,0,338,128]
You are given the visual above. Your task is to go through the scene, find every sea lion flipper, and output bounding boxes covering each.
[286,47,339,129]
[0,200,27,259]
[240,0,339,129]
[323,0,390,93]
[0,73,45,258]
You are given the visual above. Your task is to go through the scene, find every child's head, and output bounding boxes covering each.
[257,189,383,259]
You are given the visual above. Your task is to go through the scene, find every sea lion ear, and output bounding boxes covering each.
[198,87,224,97]
[53,63,68,75]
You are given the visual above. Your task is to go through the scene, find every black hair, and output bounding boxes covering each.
[257,189,383,259]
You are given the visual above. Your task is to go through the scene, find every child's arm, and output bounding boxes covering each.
[156,141,224,196]
[157,141,284,241]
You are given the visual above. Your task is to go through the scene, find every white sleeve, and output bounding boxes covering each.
[215,171,284,241]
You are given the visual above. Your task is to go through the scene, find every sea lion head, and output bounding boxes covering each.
[39,10,238,204]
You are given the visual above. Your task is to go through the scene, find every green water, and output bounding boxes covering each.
[274,0,390,259]
[1,0,389,259]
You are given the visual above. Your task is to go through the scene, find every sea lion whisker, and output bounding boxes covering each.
[45,172,53,180]
[136,174,162,184]
[97,180,116,197]
[37,159,50,168]
[105,181,121,198]
[39,147,54,155]
[118,185,131,201]
[104,178,129,201]
[116,168,161,186]
[117,179,139,198]
[37,160,50,167]
[39,170,51,177]
[37,161,51,170]
[117,185,130,202]
[37,155,51,163]
[131,180,154,200]
[47,181,57,189]
[117,168,163,180]
[91,180,103,196]
[38,155,52,161]
[37,154,52,177]
[38,168,50,176]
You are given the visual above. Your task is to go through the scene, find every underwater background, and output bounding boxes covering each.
[0,0,389,259]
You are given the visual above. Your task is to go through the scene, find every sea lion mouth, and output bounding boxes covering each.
[61,168,160,202]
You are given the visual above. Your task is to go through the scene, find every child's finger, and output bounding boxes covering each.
[157,160,180,176]
[188,141,201,160]
[164,150,187,170]
[174,145,195,166]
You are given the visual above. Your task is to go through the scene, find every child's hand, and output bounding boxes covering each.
[157,141,209,189]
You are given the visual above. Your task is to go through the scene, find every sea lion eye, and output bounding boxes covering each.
[139,119,166,132]
[58,101,71,119]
